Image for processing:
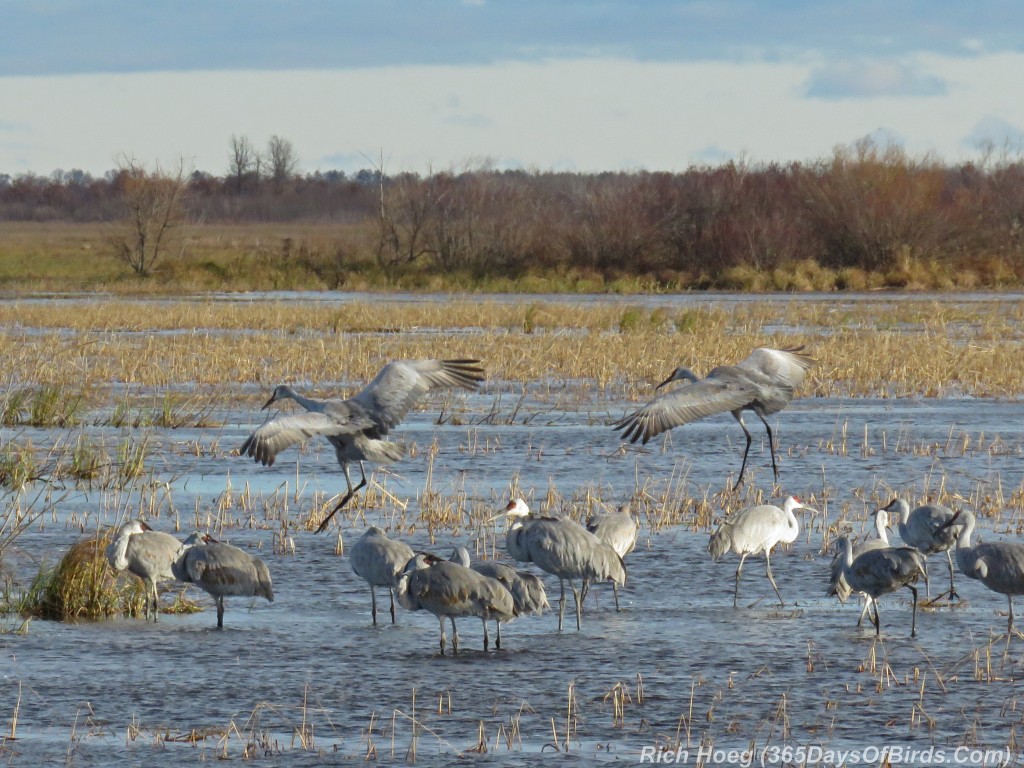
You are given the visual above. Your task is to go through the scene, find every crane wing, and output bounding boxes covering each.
[738,347,814,389]
[240,411,375,466]
[613,377,756,444]
[350,358,484,432]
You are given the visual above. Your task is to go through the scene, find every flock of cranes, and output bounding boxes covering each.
[98,348,1024,648]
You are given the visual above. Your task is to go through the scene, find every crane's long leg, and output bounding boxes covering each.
[922,559,931,599]
[370,585,378,625]
[481,616,490,651]
[150,581,159,622]
[1009,595,1015,635]
[870,600,881,636]
[755,411,779,482]
[216,597,225,629]
[731,411,755,490]
[438,616,446,655]
[557,579,566,631]
[495,620,502,650]
[389,588,397,624]
[909,585,918,638]
[764,550,784,606]
[733,553,748,607]
[571,582,582,630]
[450,617,460,652]
[613,583,621,612]
[945,550,958,601]
[315,461,369,534]
[857,596,874,626]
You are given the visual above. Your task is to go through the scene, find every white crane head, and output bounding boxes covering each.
[403,552,443,573]
[783,496,822,517]
[450,546,471,567]
[872,507,892,532]
[880,497,911,520]
[119,519,153,536]
[656,366,700,390]
[262,385,299,410]
[491,498,530,522]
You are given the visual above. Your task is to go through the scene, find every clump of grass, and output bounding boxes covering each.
[22,536,145,621]
[1,386,83,427]
[0,441,39,490]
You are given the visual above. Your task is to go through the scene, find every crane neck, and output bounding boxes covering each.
[107,528,132,571]
[873,512,890,545]
[954,511,975,549]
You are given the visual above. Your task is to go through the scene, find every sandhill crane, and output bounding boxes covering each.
[708,495,821,607]
[450,546,549,647]
[832,536,927,637]
[106,520,185,621]
[240,359,485,533]
[828,506,895,623]
[613,346,814,488]
[396,553,515,653]
[350,526,414,625]
[498,499,626,631]
[939,509,1024,633]
[883,498,959,600]
[172,534,274,629]
[582,503,639,610]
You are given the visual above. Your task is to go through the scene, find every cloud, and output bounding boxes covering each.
[805,59,947,99]
[963,115,1024,151]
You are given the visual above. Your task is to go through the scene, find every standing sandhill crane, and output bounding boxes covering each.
[938,510,1024,633]
[172,534,274,629]
[708,496,821,607]
[396,553,515,653]
[828,506,895,623]
[883,498,959,600]
[613,346,814,489]
[240,359,485,534]
[450,546,550,647]
[498,499,626,631]
[582,503,639,610]
[832,536,927,637]
[350,526,414,625]
[106,520,185,621]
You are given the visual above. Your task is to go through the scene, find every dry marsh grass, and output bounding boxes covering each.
[1,297,1023,403]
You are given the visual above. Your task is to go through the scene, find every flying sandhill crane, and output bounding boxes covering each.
[350,526,414,625]
[450,546,550,647]
[832,536,927,637]
[498,499,626,631]
[172,534,274,629]
[582,503,639,610]
[240,359,485,533]
[613,346,814,489]
[882,497,960,600]
[106,519,185,621]
[396,553,515,654]
[828,506,895,623]
[708,495,821,607]
[938,509,1024,633]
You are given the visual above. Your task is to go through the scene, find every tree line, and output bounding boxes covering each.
[2,136,1023,287]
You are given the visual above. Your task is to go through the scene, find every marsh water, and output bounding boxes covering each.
[3,294,1024,766]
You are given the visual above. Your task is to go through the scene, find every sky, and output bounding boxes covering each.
[2,1,1023,178]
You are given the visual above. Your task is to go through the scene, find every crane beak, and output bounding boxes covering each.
[655,372,676,390]
[261,393,277,410]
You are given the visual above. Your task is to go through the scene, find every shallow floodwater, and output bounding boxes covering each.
[3,296,1024,766]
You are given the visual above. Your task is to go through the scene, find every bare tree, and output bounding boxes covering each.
[266,135,298,187]
[108,156,189,276]
[228,134,256,192]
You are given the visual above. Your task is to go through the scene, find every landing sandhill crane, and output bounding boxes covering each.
[396,553,515,653]
[939,509,1024,633]
[828,506,895,623]
[582,503,639,610]
[613,347,814,489]
[708,496,821,607]
[350,526,414,625]
[832,536,927,637]
[240,359,485,533]
[106,520,184,621]
[498,499,626,631]
[172,534,274,629]
[450,546,550,647]
[883,498,959,600]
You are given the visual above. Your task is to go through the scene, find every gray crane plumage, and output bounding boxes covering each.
[500,498,626,631]
[582,504,639,610]
[172,534,274,629]
[396,553,515,653]
[240,359,485,533]
[614,346,814,488]
[106,520,185,621]
[708,496,821,607]
[832,536,926,637]
[828,507,895,623]
[940,509,1024,633]
[883,498,959,600]
[350,526,415,625]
